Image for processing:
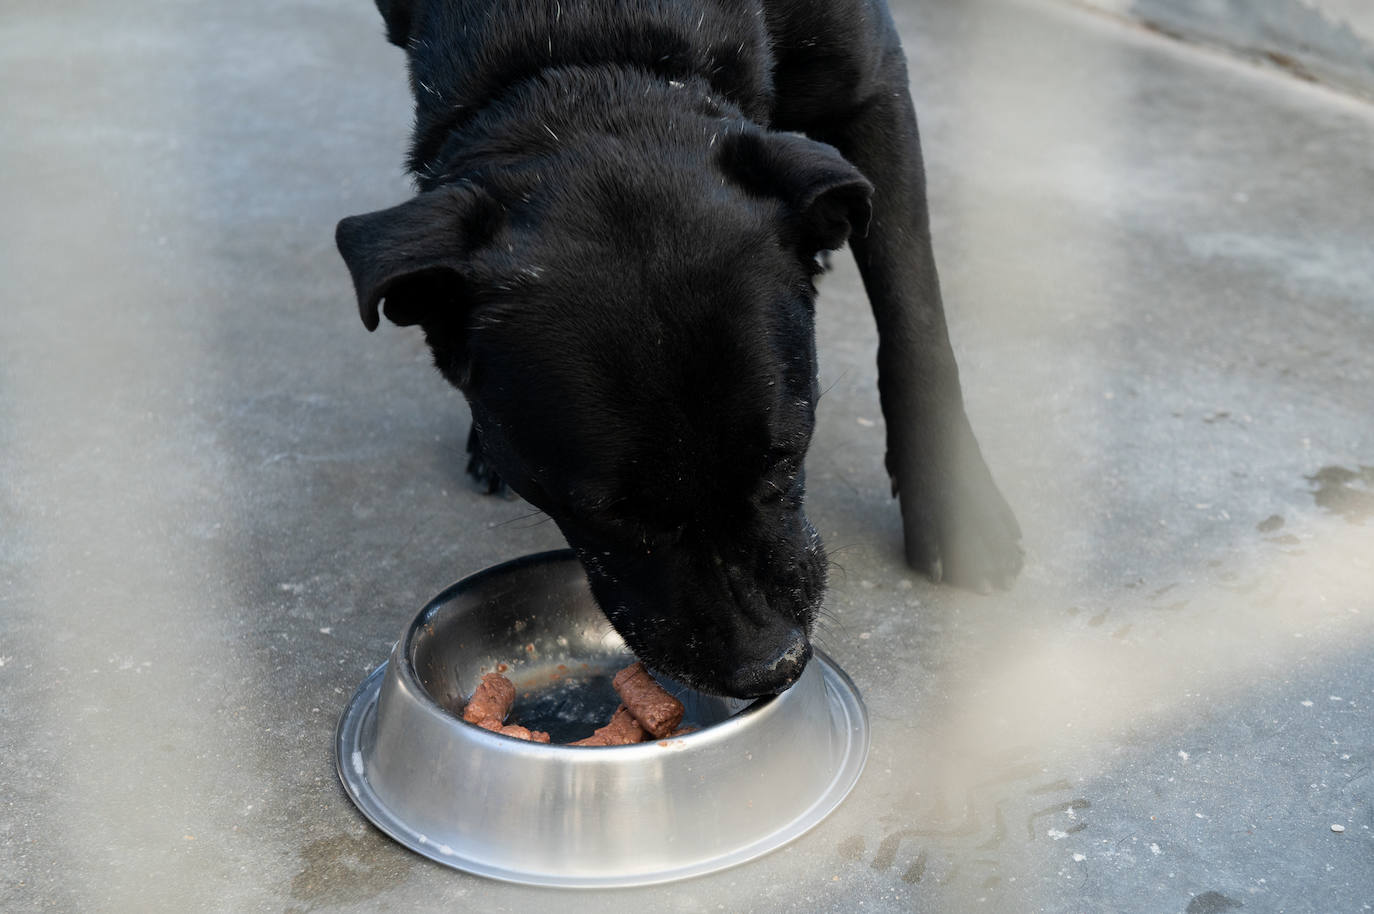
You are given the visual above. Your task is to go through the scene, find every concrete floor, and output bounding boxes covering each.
[2,0,1372,910]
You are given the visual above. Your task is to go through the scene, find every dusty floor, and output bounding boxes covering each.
[2,0,1372,911]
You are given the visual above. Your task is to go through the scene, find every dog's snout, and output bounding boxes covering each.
[724,625,812,697]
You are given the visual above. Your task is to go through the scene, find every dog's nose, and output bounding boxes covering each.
[724,626,812,698]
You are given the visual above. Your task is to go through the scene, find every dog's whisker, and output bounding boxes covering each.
[815,602,841,623]
[491,509,550,530]
[822,539,863,557]
[811,631,840,658]
[817,369,849,402]
[813,614,848,645]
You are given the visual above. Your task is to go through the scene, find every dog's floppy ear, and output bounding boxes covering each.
[718,128,873,253]
[335,182,499,332]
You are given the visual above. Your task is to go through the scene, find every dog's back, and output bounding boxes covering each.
[382,0,781,184]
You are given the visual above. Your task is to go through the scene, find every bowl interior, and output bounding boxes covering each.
[408,552,755,743]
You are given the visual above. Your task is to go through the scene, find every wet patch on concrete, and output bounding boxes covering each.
[286,833,409,912]
[1186,889,1244,913]
[1307,465,1374,523]
[837,759,1092,896]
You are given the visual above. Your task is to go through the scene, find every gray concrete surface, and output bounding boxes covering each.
[1073,0,1374,101]
[2,0,1372,911]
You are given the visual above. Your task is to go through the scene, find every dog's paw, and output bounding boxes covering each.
[890,412,1023,592]
[465,425,508,496]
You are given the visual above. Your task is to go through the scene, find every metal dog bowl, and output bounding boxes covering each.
[336,549,869,887]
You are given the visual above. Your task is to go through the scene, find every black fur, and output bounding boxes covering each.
[337,0,1023,698]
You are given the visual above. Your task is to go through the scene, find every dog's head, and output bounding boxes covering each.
[337,121,870,697]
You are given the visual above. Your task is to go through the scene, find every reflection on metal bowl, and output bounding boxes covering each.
[336,549,869,887]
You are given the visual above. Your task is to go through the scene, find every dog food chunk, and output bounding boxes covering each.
[514,725,552,743]
[476,718,550,742]
[463,672,516,725]
[570,705,646,747]
[612,662,684,738]
[569,733,615,747]
[461,663,688,746]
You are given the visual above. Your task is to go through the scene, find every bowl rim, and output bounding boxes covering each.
[334,551,872,887]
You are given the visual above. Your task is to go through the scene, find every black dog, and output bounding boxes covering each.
[336,0,1023,698]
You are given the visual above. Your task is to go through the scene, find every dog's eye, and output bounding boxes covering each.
[577,497,670,538]
[641,523,687,552]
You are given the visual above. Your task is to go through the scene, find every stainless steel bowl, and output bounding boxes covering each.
[336,550,868,888]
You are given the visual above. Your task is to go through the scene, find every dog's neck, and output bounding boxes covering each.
[401,0,776,187]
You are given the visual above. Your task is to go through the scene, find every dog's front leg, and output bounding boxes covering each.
[816,83,1022,590]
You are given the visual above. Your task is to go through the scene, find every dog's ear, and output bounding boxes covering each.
[718,129,873,253]
[374,0,414,48]
[335,183,499,332]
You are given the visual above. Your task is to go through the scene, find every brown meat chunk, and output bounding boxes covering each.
[569,733,614,747]
[612,662,684,738]
[476,718,550,743]
[570,705,646,747]
[501,723,551,742]
[462,672,515,725]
